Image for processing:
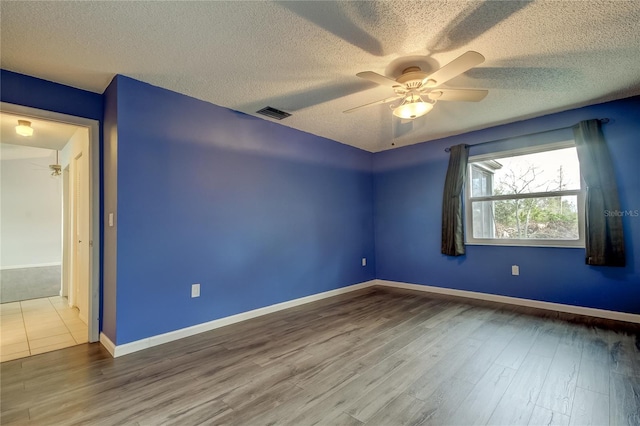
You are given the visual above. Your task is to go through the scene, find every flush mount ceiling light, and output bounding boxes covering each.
[392,93,434,120]
[16,120,34,137]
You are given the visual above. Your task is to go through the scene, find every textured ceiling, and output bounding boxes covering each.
[1,1,640,152]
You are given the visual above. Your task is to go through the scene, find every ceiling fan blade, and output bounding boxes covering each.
[356,71,402,88]
[423,51,485,87]
[427,88,488,102]
[343,95,401,113]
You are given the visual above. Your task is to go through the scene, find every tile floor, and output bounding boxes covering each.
[0,296,88,362]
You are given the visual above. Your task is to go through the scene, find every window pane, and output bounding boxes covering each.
[472,195,580,240]
[471,165,493,197]
[472,147,581,196]
[472,200,495,238]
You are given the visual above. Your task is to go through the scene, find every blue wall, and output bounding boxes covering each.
[0,70,103,121]
[110,76,375,344]
[102,77,118,341]
[374,96,640,314]
[3,68,638,346]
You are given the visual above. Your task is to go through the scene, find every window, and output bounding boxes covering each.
[465,141,585,247]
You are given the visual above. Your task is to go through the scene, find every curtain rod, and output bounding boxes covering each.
[444,118,609,153]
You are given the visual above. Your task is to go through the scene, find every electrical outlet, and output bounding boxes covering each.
[191,283,200,298]
[362,258,367,267]
[511,265,520,276]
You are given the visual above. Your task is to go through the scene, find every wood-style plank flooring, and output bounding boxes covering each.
[1,286,639,425]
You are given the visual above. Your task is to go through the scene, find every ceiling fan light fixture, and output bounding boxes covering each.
[16,120,34,137]
[392,94,433,120]
[49,151,62,177]
[49,164,62,177]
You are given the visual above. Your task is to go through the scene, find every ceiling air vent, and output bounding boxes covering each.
[256,106,291,120]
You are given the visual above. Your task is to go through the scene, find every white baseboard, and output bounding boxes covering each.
[104,280,377,358]
[99,277,640,358]
[0,262,62,270]
[100,332,116,357]
[376,279,640,324]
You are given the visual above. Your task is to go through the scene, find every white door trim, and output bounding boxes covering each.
[1,101,101,342]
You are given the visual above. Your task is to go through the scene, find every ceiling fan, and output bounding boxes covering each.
[49,151,62,176]
[28,150,62,177]
[344,51,488,120]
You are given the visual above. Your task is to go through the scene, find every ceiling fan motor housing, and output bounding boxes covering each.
[396,66,431,89]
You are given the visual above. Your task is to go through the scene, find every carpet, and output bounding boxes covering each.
[0,265,61,304]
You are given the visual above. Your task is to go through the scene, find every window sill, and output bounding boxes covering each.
[465,241,584,249]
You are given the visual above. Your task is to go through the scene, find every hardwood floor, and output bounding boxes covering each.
[1,286,639,425]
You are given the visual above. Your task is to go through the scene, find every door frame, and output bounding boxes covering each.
[62,164,70,300]
[1,101,101,343]
[70,148,90,324]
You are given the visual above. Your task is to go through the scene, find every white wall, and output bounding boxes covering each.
[0,145,62,269]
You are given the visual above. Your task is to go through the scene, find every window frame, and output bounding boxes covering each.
[464,140,586,248]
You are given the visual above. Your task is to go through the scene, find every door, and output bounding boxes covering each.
[72,151,89,324]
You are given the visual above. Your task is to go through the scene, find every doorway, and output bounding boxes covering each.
[0,103,100,361]
[0,145,62,303]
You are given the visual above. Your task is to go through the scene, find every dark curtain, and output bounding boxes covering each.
[441,144,469,256]
[573,119,625,266]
